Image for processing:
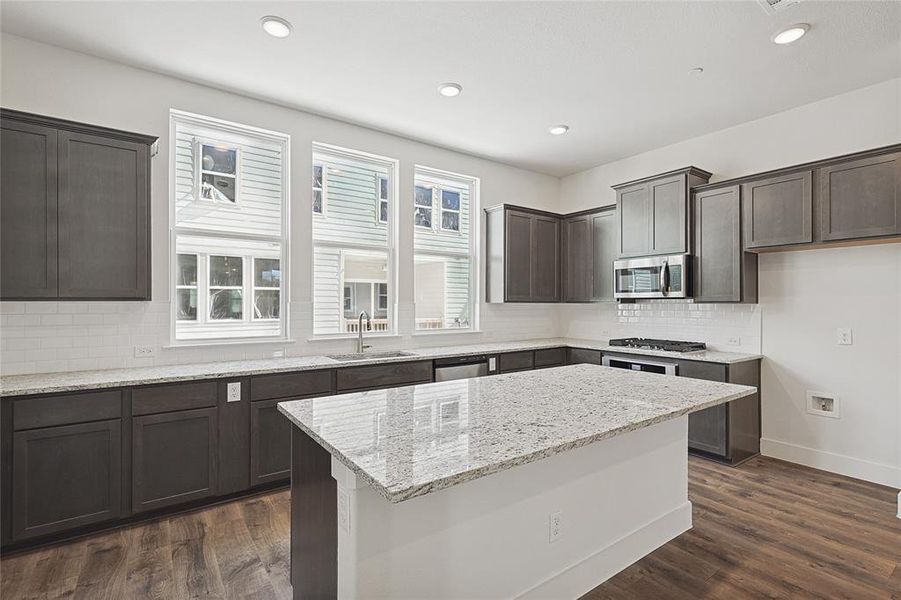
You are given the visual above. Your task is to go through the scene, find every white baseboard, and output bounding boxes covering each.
[518,501,692,599]
[761,438,901,489]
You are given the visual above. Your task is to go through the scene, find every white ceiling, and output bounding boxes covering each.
[2,1,899,176]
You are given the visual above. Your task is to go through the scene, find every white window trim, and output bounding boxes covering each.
[313,163,327,216]
[311,141,399,338]
[168,109,291,346]
[413,165,480,333]
[195,138,241,206]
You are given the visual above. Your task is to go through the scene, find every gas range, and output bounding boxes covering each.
[608,338,707,353]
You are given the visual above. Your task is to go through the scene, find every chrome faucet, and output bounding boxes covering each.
[357,311,372,353]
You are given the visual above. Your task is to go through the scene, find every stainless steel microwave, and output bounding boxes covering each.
[613,254,690,299]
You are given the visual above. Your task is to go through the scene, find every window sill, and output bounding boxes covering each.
[164,338,296,349]
[411,329,483,337]
[307,333,403,342]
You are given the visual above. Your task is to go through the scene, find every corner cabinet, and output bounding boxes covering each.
[486,205,561,303]
[0,109,156,301]
[561,207,617,302]
[692,185,757,303]
[613,167,712,258]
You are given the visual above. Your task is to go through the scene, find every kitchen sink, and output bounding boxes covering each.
[326,351,417,362]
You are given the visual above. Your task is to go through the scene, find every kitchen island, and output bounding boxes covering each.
[278,364,756,599]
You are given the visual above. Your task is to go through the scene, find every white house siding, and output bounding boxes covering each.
[444,258,471,328]
[413,182,471,256]
[313,247,342,335]
[312,154,389,247]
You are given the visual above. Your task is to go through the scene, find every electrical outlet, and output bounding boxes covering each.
[806,391,839,419]
[727,336,741,347]
[133,345,156,358]
[227,382,241,402]
[549,511,562,543]
[837,328,853,345]
[272,349,285,358]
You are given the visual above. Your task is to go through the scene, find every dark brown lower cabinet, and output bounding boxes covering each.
[567,348,602,365]
[250,399,291,486]
[132,407,218,513]
[12,420,122,540]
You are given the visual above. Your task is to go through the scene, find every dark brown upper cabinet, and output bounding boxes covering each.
[562,206,617,302]
[613,167,712,258]
[741,170,812,249]
[486,205,561,303]
[0,109,156,301]
[692,185,757,303]
[816,151,901,242]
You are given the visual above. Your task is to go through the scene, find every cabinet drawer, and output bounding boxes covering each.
[13,390,121,430]
[498,351,534,372]
[336,361,432,392]
[568,348,602,365]
[250,370,333,401]
[132,381,218,416]
[534,348,566,368]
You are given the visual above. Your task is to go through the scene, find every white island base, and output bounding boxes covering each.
[332,416,691,599]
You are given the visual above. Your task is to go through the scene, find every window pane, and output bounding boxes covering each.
[177,254,197,286]
[254,258,281,288]
[379,177,388,200]
[202,145,237,175]
[414,207,432,228]
[254,290,280,319]
[379,200,388,223]
[201,173,236,203]
[414,185,432,207]
[210,289,243,320]
[441,190,460,210]
[176,289,197,321]
[313,164,323,188]
[210,256,243,286]
[378,283,388,310]
[441,211,460,231]
[415,254,470,330]
[313,248,389,335]
[312,189,323,213]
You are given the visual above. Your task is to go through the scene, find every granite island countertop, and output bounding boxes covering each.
[0,337,761,397]
[277,364,756,503]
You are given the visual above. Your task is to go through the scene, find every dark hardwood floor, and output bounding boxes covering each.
[2,456,899,599]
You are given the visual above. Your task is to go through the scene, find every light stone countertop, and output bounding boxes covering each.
[0,337,760,397]
[277,363,757,503]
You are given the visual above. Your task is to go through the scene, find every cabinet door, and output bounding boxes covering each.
[817,152,901,241]
[591,209,617,301]
[0,120,58,299]
[680,361,729,458]
[250,399,292,486]
[504,210,534,301]
[617,183,650,257]
[649,174,687,255]
[562,215,592,302]
[58,130,150,299]
[742,171,812,248]
[132,407,218,513]
[12,420,121,540]
[694,186,741,302]
[531,215,560,302]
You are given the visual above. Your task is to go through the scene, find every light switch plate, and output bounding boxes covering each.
[836,328,853,345]
[227,382,241,402]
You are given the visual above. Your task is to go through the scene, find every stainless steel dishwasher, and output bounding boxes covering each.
[433,354,496,381]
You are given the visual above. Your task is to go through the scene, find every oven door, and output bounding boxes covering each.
[613,254,690,299]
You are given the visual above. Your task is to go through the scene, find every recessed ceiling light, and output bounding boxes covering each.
[261,16,293,38]
[548,125,569,136]
[438,83,463,97]
[689,67,704,75]
[772,23,809,45]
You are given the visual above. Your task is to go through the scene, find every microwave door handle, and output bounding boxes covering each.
[659,260,668,295]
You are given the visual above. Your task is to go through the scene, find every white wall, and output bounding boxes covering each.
[558,77,901,487]
[0,34,560,375]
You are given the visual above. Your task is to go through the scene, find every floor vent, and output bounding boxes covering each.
[757,0,802,15]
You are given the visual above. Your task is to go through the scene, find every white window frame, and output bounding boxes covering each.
[312,142,398,339]
[413,165,480,334]
[377,175,389,225]
[195,138,241,205]
[168,109,290,346]
[312,163,327,216]
[439,188,461,233]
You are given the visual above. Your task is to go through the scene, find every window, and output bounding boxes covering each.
[312,164,325,214]
[312,143,397,336]
[413,166,479,332]
[170,110,289,342]
[377,176,389,224]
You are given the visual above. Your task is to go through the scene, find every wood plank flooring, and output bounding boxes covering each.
[1,457,899,599]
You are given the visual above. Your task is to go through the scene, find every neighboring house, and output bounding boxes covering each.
[312,151,471,334]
